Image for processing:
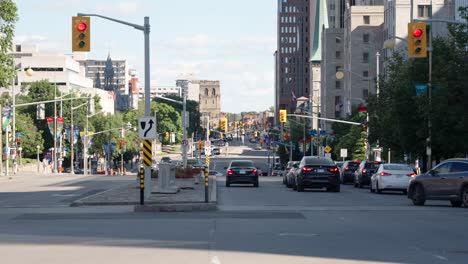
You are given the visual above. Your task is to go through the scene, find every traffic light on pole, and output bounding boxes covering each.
[279,109,287,123]
[408,22,427,58]
[72,16,91,52]
[221,118,227,131]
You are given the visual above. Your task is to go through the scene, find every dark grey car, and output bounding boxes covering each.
[225,160,259,187]
[407,158,468,207]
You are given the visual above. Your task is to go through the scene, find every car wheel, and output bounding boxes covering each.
[297,184,304,192]
[225,181,230,187]
[450,200,462,207]
[462,186,468,207]
[333,185,341,192]
[402,189,408,195]
[412,184,426,206]
[283,177,286,185]
[358,179,363,189]
[353,180,358,188]
[376,182,382,194]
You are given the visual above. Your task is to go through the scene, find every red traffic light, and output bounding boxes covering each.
[77,22,87,32]
[413,28,423,38]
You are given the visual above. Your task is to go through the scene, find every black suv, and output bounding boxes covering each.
[340,160,361,184]
[294,156,340,192]
[354,160,382,188]
[408,158,468,207]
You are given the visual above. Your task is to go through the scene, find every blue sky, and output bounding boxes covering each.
[14,0,277,113]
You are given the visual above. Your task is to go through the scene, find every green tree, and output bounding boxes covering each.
[352,131,367,160]
[0,0,18,88]
[15,112,44,158]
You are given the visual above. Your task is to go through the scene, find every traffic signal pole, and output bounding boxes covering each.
[411,18,468,169]
[76,12,152,188]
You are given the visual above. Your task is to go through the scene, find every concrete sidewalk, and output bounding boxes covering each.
[71,176,217,212]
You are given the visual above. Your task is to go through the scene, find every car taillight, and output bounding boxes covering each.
[227,169,233,176]
[253,169,258,175]
[302,167,314,172]
[345,166,349,170]
[380,172,392,176]
[362,169,367,174]
[328,167,339,173]
[407,173,416,177]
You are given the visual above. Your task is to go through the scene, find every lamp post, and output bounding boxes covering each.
[12,66,33,174]
[36,145,40,173]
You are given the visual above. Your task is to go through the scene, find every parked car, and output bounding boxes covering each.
[294,156,340,192]
[160,156,172,163]
[340,160,361,184]
[283,161,299,188]
[225,160,259,187]
[335,161,345,174]
[272,163,284,177]
[370,163,416,194]
[354,160,382,188]
[212,148,221,155]
[285,162,300,188]
[407,158,468,207]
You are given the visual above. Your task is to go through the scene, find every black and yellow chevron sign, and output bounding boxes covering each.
[142,140,152,167]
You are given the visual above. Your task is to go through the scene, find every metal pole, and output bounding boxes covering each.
[302,123,305,157]
[182,88,187,169]
[205,116,209,203]
[427,7,433,170]
[366,112,370,160]
[71,100,74,174]
[37,147,40,173]
[53,85,57,173]
[6,126,9,177]
[84,114,88,176]
[12,78,16,165]
[144,16,150,117]
[376,52,380,96]
[0,104,3,175]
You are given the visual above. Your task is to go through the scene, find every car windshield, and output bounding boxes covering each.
[231,161,254,167]
[383,164,413,171]
[304,157,334,166]
[347,163,359,169]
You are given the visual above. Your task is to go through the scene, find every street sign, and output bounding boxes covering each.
[204,146,211,156]
[340,148,348,158]
[324,145,332,153]
[205,140,211,148]
[319,146,325,157]
[138,117,157,139]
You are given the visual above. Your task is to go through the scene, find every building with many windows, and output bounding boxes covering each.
[275,0,311,118]
[343,1,384,115]
[76,53,131,112]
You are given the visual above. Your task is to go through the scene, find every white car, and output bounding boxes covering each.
[370,163,416,194]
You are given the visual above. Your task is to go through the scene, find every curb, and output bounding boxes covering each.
[134,202,217,212]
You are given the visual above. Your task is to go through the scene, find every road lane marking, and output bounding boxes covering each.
[279,233,318,237]
[433,255,448,261]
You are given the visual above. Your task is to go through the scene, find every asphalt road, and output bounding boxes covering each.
[0,143,467,264]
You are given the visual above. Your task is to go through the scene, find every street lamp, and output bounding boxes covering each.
[36,145,40,173]
[12,66,33,174]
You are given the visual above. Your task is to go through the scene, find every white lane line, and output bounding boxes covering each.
[279,233,318,237]
[433,255,448,261]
